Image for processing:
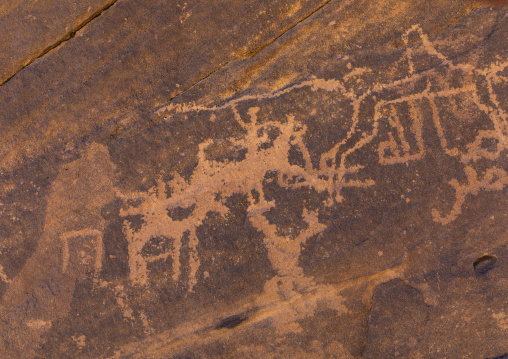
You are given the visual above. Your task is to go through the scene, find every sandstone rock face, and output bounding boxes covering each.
[0,0,117,85]
[0,1,507,358]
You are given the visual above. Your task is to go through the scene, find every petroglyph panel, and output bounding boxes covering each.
[1,3,508,358]
[103,24,508,357]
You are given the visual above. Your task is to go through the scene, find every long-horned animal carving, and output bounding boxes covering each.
[117,26,507,334]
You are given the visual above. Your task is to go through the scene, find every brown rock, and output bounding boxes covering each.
[0,0,117,85]
[0,0,507,358]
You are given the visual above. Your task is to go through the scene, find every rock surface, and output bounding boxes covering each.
[0,0,507,358]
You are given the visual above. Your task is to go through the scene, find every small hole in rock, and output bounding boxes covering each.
[473,255,497,275]
[215,313,248,329]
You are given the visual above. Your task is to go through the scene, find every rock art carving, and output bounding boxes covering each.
[60,228,103,277]
[0,0,506,354]
[155,24,508,222]
[118,26,507,306]
[0,260,11,285]
[0,143,116,357]
[1,24,499,346]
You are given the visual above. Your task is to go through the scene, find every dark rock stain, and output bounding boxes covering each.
[215,313,249,329]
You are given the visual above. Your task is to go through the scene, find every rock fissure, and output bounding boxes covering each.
[0,0,121,88]
[155,0,337,112]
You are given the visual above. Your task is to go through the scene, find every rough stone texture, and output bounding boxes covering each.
[0,0,117,85]
[0,0,507,358]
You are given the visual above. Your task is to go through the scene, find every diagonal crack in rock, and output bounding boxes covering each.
[158,0,337,109]
[0,0,122,88]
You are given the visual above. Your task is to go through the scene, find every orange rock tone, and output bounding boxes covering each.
[0,0,507,358]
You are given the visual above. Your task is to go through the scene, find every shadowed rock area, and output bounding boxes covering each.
[0,0,507,358]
